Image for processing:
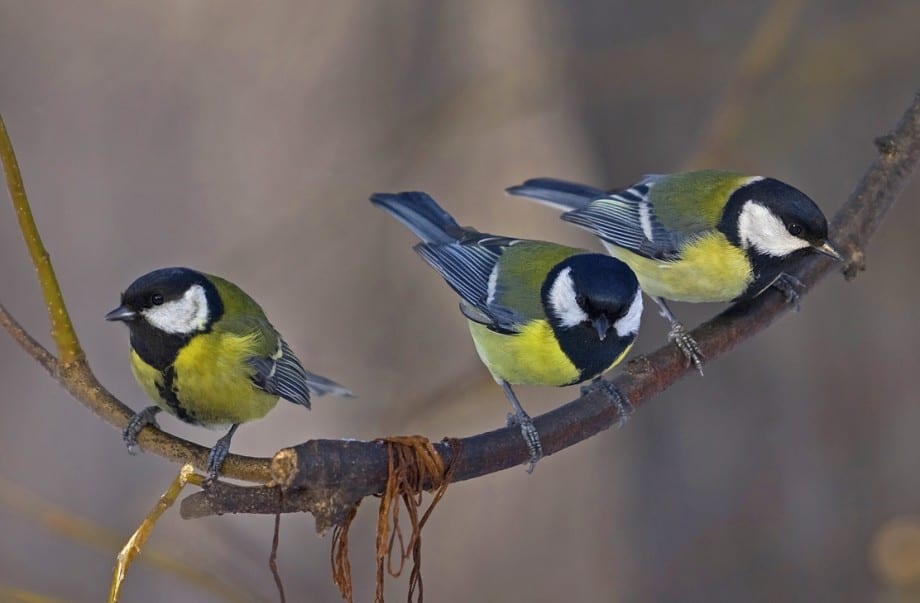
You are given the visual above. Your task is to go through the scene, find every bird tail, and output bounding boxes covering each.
[505,178,606,212]
[370,191,468,244]
[305,371,354,398]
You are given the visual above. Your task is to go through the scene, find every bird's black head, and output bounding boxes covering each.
[720,177,841,260]
[105,267,223,335]
[542,254,642,342]
[106,267,225,371]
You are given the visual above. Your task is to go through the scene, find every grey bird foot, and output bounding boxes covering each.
[582,378,634,428]
[123,406,161,454]
[206,447,228,482]
[668,322,704,376]
[773,273,804,311]
[506,411,544,473]
[206,424,239,481]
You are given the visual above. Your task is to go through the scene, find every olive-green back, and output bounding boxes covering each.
[205,273,278,357]
[491,242,583,323]
[648,170,755,234]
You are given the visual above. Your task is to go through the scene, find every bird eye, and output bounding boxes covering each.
[575,293,586,308]
[151,292,165,306]
[787,222,803,236]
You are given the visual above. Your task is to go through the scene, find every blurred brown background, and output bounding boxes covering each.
[1,1,919,601]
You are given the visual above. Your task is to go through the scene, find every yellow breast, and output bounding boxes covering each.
[603,232,752,302]
[129,331,279,427]
[467,320,582,386]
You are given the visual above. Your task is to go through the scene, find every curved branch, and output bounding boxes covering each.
[180,90,920,523]
[0,112,274,484]
[4,86,919,523]
[0,301,57,374]
[0,303,273,483]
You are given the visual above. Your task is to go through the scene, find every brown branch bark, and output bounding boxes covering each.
[0,303,274,483]
[0,302,57,374]
[180,90,920,525]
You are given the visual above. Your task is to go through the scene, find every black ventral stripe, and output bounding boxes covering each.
[155,366,196,424]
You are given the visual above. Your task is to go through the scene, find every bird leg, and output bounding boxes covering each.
[654,297,704,376]
[206,423,240,481]
[123,406,162,454]
[581,377,633,428]
[771,273,805,312]
[500,381,543,473]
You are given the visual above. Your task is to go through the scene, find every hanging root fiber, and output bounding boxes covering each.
[331,436,461,603]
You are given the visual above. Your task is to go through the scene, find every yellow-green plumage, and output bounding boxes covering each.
[469,241,634,386]
[599,171,759,302]
[127,273,283,426]
[488,242,580,321]
[470,320,633,386]
[602,232,751,302]
[371,190,642,470]
[129,331,278,427]
[648,171,758,231]
[109,266,352,478]
[507,170,839,375]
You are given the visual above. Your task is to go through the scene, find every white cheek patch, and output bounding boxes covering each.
[738,201,811,257]
[143,284,210,334]
[614,290,643,337]
[548,267,588,328]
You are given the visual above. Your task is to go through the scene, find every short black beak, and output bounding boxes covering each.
[592,315,610,341]
[105,305,137,322]
[814,241,843,262]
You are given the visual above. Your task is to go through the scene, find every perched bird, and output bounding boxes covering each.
[106,267,353,479]
[371,191,642,471]
[507,170,842,373]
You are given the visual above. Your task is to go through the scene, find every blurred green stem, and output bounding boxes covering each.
[0,112,82,364]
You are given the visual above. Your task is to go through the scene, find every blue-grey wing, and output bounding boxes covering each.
[248,339,353,409]
[562,180,683,260]
[416,237,525,333]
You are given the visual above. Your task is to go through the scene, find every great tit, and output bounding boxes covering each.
[371,191,642,471]
[106,267,353,479]
[507,170,842,373]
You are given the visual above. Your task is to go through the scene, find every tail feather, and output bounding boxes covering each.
[505,178,606,212]
[370,191,466,244]
[305,371,354,398]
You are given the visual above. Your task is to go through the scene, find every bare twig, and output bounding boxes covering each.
[270,507,287,603]
[109,465,204,603]
[0,473,269,603]
[0,301,57,373]
[180,88,920,523]
[0,114,82,363]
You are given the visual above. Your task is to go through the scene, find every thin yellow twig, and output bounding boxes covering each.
[0,113,82,364]
[0,473,264,603]
[109,465,206,603]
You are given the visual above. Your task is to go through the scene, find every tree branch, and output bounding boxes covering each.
[180,90,920,523]
[0,301,57,374]
[3,86,919,526]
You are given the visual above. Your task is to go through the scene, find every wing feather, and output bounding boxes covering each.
[249,339,352,408]
[415,237,525,332]
[562,182,683,260]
